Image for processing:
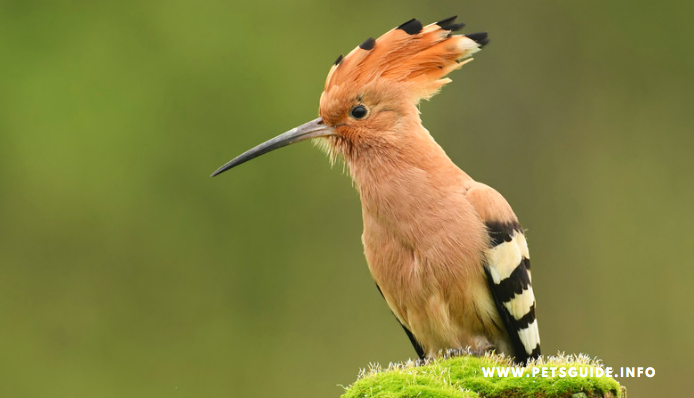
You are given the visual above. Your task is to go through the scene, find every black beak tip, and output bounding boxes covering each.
[210,165,229,177]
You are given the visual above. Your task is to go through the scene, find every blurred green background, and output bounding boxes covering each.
[1,0,692,397]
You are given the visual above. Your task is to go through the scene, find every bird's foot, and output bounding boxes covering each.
[442,345,495,359]
[412,357,432,367]
[411,345,497,367]
[467,346,495,357]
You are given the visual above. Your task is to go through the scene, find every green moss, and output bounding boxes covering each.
[341,353,624,398]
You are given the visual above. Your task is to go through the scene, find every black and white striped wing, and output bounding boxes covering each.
[484,220,541,364]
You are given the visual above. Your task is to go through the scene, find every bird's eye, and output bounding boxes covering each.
[350,105,368,119]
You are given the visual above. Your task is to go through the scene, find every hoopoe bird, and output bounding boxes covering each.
[212,17,541,365]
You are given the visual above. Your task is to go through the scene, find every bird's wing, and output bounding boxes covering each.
[465,183,541,364]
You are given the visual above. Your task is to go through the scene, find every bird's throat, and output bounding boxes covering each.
[344,130,471,228]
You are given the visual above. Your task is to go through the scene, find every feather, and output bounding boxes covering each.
[323,18,484,103]
[466,184,541,364]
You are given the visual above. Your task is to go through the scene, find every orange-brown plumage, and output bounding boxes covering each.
[322,19,480,106]
[213,16,540,364]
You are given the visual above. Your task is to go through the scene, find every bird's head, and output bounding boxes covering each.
[212,16,487,177]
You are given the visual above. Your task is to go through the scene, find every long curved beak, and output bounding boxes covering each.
[211,117,335,177]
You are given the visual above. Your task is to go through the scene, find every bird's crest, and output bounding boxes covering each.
[323,16,489,103]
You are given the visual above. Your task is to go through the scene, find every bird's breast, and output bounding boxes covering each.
[360,182,493,354]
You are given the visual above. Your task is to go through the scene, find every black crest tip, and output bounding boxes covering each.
[397,18,423,35]
[446,22,467,32]
[437,16,466,32]
[334,54,343,65]
[436,15,458,26]
[466,32,490,47]
[359,37,376,50]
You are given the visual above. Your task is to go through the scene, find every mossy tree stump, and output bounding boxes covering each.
[341,353,626,398]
